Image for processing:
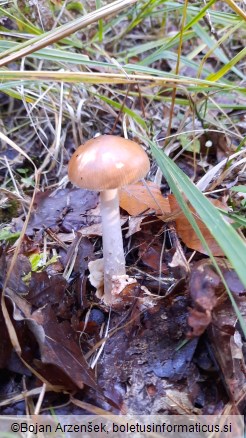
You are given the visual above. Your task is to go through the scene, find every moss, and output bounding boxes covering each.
[0,199,20,222]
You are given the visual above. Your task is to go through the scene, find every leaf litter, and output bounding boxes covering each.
[1,180,245,416]
[1,2,246,416]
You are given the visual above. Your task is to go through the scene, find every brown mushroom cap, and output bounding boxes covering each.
[68,135,150,190]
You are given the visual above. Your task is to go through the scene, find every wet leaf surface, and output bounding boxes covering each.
[2,275,102,395]
[29,307,99,391]
[0,297,13,369]
[26,271,68,309]
[152,338,198,380]
[27,188,99,234]
[207,298,246,404]
[187,259,246,340]
[6,254,31,295]
[138,242,168,274]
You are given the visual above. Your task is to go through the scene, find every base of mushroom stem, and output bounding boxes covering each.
[88,259,155,308]
[88,259,136,304]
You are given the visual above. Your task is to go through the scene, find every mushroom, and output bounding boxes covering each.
[68,135,150,303]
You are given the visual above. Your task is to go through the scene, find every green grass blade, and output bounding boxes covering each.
[193,22,245,80]
[96,0,104,41]
[141,0,216,67]
[0,0,138,66]
[95,93,147,128]
[207,47,246,81]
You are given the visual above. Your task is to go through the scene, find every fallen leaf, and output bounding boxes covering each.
[169,195,228,256]
[5,288,101,393]
[223,270,246,296]
[138,242,168,274]
[187,259,244,337]
[57,217,128,240]
[68,235,94,274]
[207,297,246,402]
[30,307,99,391]
[27,188,98,234]
[125,216,143,238]
[6,254,31,294]
[189,261,223,312]
[188,308,212,338]
[26,271,68,308]
[0,294,13,368]
[168,224,190,278]
[119,181,171,217]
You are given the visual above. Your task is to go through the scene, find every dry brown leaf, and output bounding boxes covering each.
[125,216,143,238]
[119,181,171,217]
[169,195,228,256]
[6,288,99,392]
[138,242,168,274]
[187,259,246,338]
[208,299,246,402]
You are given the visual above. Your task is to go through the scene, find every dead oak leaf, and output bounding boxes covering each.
[119,181,171,217]
[6,289,100,392]
[27,188,98,234]
[138,242,168,274]
[187,259,242,337]
[30,307,99,391]
[169,195,229,256]
[0,294,13,368]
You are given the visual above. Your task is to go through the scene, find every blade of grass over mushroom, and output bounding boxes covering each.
[0,0,138,67]
[149,140,246,337]
[150,142,246,285]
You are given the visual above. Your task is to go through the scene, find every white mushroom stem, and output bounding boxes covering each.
[100,189,126,302]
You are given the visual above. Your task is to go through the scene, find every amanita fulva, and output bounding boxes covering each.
[68,135,150,303]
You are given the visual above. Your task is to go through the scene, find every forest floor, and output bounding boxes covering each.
[0,0,245,427]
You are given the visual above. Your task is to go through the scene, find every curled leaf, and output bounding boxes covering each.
[119,181,170,217]
[169,195,229,256]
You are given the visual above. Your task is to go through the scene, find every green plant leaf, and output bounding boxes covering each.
[0,227,21,242]
[231,185,246,193]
